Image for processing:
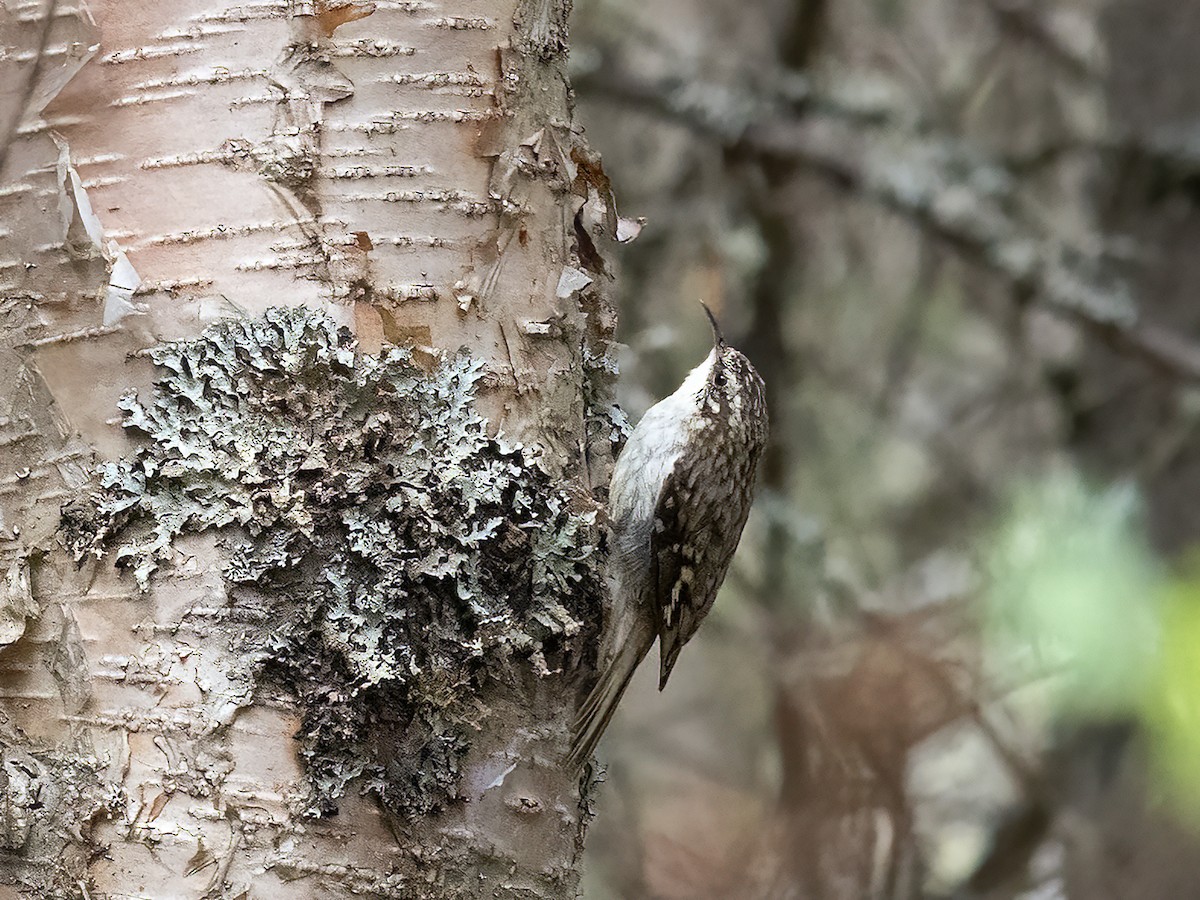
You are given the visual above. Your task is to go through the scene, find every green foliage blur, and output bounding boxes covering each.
[1146,571,1200,822]
[987,470,1200,826]
[985,471,1161,717]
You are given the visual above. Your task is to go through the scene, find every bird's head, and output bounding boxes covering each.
[698,303,767,431]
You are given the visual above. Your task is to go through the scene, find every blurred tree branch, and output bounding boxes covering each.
[574,56,1200,384]
[980,0,1104,81]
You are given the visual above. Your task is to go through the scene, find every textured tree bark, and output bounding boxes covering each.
[0,1,618,897]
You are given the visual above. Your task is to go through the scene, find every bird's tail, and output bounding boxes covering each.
[568,631,652,769]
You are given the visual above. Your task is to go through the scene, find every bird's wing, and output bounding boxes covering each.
[650,456,709,689]
[651,441,760,689]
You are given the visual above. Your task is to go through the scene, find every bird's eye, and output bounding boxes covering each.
[715,373,727,387]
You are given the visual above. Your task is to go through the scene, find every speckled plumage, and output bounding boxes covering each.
[569,308,768,768]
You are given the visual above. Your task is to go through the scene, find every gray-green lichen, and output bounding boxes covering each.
[0,716,123,899]
[64,307,601,817]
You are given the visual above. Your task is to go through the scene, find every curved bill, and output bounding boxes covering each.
[699,301,725,347]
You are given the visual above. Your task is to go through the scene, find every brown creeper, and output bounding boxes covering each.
[569,304,768,768]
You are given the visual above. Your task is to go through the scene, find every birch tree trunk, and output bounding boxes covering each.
[0,1,618,897]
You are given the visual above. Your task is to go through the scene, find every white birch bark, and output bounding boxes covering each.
[0,0,618,896]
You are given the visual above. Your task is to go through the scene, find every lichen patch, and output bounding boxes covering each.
[65,307,600,817]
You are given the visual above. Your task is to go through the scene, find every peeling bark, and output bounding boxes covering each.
[0,0,616,896]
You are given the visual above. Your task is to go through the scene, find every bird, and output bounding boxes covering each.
[568,303,768,768]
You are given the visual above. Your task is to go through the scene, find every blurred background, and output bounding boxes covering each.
[569,1,1200,897]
